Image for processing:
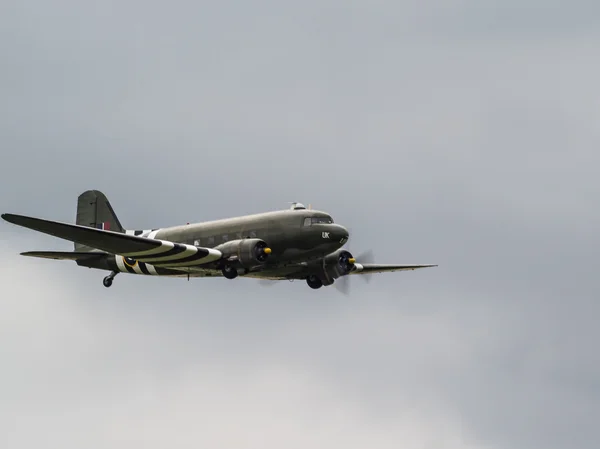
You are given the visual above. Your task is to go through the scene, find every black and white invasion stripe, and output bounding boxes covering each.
[115,255,159,275]
[119,237,222,268]
[125,229,155,237]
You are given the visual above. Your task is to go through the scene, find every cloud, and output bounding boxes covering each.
[1,1,600,448]
[0,239,482,449]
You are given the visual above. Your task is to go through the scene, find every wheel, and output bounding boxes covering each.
[222,265,238,279]
[103,277,113,288]
[306,275,323,289]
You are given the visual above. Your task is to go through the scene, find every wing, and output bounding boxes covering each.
[20,251,109,261]
[2,213,222,268]
[349,264,437,275]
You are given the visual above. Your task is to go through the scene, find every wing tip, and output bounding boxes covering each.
[2,213,27,225]
[20,251,46,257]
[417,264,438,269]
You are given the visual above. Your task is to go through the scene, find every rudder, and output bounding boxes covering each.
[75,190,124,251]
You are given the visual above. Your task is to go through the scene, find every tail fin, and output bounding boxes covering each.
[75,190,124,251]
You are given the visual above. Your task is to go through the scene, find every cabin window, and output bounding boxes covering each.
[222,234,229,242]
[208,236,215,245]
[194,239,200,246]
[250,231,257,238]
[307,216,334,225]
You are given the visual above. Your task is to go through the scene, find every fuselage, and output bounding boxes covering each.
[135,208,349,267]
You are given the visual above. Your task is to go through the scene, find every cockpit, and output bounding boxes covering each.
[303,215,334,226]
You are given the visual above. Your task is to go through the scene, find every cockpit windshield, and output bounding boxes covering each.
[303,216,334,226]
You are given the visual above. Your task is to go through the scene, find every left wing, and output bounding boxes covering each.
[349,264,437,275]
[20,251,109,261]
[1,213,222,268]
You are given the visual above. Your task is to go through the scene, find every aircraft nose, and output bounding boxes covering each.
[328,224,349,243]
[340,225,349,239]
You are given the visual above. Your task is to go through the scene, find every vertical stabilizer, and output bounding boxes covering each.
[75,190,124,251]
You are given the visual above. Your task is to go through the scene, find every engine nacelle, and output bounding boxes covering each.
[319,249,355,285]
[214,238,272,269]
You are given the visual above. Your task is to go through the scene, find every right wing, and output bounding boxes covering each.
[350,264,437,275]
[2,213,222,268]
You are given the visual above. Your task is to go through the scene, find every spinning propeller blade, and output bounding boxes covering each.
[334,245,375,296]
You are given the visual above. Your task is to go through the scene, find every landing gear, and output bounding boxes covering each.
[222,265,239,279]
[306,275,323,289]
[103,271,118,288]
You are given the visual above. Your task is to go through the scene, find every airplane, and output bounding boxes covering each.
[1,190,437,292]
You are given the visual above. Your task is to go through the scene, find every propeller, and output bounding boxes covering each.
[334,248,374,295]
[343,228,374,268]
[334,223,375,295]
[356,249,374,283]
[254,241,272,262]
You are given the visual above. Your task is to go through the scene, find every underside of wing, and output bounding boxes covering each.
[20,251,109,261]
[2,213,222,267]
[349,264,438,275]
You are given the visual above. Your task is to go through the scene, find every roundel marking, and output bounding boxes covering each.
[123,256,138,267]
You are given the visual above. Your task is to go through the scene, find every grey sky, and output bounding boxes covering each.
[1,1,599,448]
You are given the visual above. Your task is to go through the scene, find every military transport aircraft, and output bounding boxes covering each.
[1,190,436,292]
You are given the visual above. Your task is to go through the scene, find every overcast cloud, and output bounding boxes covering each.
[1,1,599,448]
